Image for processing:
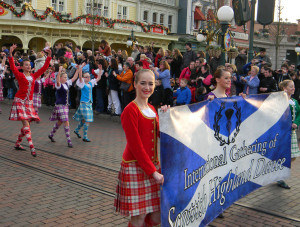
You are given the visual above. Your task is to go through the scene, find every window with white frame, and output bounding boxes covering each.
[168,15,172,32]
[52,0,64,12]
[160,14,164,25]
[143,11,148,23]
[153,12,157,24]
[103,0,109,17]
[117,5,128,19]
[86,0,110,16]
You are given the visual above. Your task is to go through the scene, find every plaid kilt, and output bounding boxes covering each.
[0,89,3,101]
[114,161,160,217]
[291,130,300,158]
[73,102,93,122]
[49,105,69,122]
[9,98,40,122]
[32,93,42,108]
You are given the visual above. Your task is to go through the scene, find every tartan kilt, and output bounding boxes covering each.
[73,102,93,122]
[49,105,69,122]
[114,161,161,217]
[32,93,42,108]
[9,98,40,122]
[0,89,4,101]
[291,130,300,158]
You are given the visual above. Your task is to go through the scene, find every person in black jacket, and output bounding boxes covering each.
[149,79,164,111]
[106,58,122,115]
[259,67,278,93]
[274,64,291,84]
[170,48,183,78]
[94,59,108,114]
[235,48,247,76]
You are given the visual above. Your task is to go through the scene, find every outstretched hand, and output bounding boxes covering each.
[44,48,52,56]
[10,44,17,56]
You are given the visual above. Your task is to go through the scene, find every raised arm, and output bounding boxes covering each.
[71,65,80,83]
[79,63,85,83]
[33,48,52,79]
[8,44,23,79]
[56,66,63,87]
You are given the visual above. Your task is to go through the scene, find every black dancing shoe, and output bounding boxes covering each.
[48,135,55,142]
[218,213,224,218]
[74,131,81,138]
[31,149,37,157]
[15,145,26,151]
[277,180,291,189]
[83,138,91,142]
[68,143,73,148]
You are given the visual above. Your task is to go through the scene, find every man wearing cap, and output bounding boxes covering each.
[254,48,272,67]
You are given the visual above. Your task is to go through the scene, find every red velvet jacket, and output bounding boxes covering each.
[9,56,51,101]
[121,101,160,176]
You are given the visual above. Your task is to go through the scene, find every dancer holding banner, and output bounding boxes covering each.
[205,68,231,100]
[278,80,300,189]
[114,69,168,227]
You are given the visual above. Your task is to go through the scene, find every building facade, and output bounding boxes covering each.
[0,0,179,53]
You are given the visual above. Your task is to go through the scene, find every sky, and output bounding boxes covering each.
[274,0,300,23]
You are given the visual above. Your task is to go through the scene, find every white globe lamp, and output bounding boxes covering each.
[217,6,234,22]
[197,34,206,42]
[127,40,133,47]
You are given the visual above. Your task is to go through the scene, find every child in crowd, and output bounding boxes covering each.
[33,71,50,117]
[188,81,196,103]
[277,80,300,189]
[196,86,207,102]
[173,78,191,106]
[48,65,81,147]
[73,69,101,142]
[5,68,14,99]
[0,53,7,113]
[149,79,164,111]
[139,54,151,69]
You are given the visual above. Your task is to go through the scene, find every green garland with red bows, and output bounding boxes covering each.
[0,1,170,34]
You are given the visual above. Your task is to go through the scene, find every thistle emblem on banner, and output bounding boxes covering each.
[213,101,242,146]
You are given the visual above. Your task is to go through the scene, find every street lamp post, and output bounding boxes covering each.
[127,29,138,48]
[295,38,300,67]
[248,0,257,61]
[217,6,234,66]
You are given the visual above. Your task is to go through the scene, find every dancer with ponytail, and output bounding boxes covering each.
[114,69,169,227]
[277,80,300,189]
[8,44,51,157]
[48,65,81,147]
[73,66,101,142]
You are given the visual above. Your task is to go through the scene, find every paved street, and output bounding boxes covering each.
[0,100,300,226]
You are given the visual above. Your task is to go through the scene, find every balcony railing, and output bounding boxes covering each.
[144,0,176,7]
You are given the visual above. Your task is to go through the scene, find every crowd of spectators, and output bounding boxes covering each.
[0,41,299,115]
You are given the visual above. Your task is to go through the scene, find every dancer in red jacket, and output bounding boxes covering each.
[8,44,51,157]
[114,69,169,227]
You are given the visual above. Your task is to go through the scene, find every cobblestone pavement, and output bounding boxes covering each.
[0,101,300,226]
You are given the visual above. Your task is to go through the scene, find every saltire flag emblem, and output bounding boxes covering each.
[159,92,291,227]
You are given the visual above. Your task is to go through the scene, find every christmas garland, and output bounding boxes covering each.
[0,1,170,34]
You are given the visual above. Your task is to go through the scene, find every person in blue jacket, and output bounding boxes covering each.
[240,65,260,95]
[173,78,191,106]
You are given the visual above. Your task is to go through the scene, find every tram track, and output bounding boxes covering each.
[0,155,116,198]
[0,136,119,172]
[0,137,299,224]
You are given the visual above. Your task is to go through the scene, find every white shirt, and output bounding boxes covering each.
[142,107,156,118]
[55,79,72,90]
[76,78,97,89]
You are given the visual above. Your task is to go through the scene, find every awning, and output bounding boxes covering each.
[194,7,206,21]
[207,9,215,21]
